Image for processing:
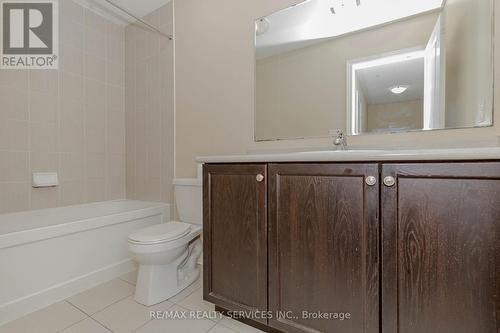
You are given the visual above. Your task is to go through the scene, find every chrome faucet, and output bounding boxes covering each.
[333,129,348,150]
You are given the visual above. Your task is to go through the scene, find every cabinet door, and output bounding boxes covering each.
[382,163,500,333]
[268,164,380,333]
[203,164,267,323]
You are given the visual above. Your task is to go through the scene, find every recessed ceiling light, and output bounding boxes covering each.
[390,86,408,94]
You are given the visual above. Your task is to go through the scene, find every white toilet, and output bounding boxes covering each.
[128,178,203,306]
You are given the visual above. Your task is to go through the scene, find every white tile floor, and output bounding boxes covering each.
[0,269,265,333]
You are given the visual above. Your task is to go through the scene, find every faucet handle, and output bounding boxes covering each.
[330,129,348,149]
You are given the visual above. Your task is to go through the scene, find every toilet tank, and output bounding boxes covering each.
[173,179,202,225]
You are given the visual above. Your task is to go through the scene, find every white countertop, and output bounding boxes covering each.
[196,147,500,163]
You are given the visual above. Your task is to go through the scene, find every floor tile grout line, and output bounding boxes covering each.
[9,275,205,333]
[54,302,90,333]
[170,283,202,305]
[131,302,219,333]
[130,301,177,333]
[88,315,115,333]
[204,320,218,333]
[66,288,134,318]
[86,288,189,333]
[8,282,242,333]
[88,291,135,316]
[64,299,90,315]
[134,302,219,333]
[54,317,89,333]
[207,323,239,333]
[217,316,261,333]
[65,298,95,317]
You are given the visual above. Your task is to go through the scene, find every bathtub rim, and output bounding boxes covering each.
[0,200,171,250]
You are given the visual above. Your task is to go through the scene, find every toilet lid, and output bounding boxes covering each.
[128,222,191,244]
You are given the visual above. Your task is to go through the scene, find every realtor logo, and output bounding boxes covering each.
[1,0,58,69]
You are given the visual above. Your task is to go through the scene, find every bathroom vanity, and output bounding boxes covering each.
[201,0,498,329]
[200,149,500,333]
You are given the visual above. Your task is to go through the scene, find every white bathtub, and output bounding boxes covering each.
[0,200,170,325]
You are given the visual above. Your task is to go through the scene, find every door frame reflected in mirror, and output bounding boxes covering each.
[346,47,427,135]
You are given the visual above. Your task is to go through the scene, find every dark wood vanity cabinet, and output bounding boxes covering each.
[268,164,380,333]
[381,163,500,333]
[203,162,500,333]
[203,164,268,323]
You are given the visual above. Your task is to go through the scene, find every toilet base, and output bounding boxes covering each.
[134,239,202,306]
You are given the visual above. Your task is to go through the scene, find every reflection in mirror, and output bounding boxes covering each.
[348,48,428,134]
[255,0,494,141]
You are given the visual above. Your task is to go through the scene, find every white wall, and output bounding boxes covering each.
[175,0,300,177]
[444,0,494,128]
[174,0,500,178]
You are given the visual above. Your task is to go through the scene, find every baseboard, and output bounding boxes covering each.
[0,259,137,326]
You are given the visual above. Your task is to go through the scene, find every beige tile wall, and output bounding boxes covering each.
[0,0,126,213]
[125,3,175,203]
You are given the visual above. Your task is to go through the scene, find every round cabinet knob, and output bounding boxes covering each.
[365,176,377,186]
[256,174,265,182]
[384,176,396,187]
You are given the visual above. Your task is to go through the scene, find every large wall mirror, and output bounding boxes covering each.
[255,0,494,141]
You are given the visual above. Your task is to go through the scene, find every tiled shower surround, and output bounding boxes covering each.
[125,4,175,203]
[0,0,174,213]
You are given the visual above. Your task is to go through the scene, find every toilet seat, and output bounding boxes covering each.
[128,222,191,244]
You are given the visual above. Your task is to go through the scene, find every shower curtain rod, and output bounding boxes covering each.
[102,0,173,40]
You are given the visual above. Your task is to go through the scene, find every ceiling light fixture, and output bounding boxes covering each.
[390,86,409,94]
